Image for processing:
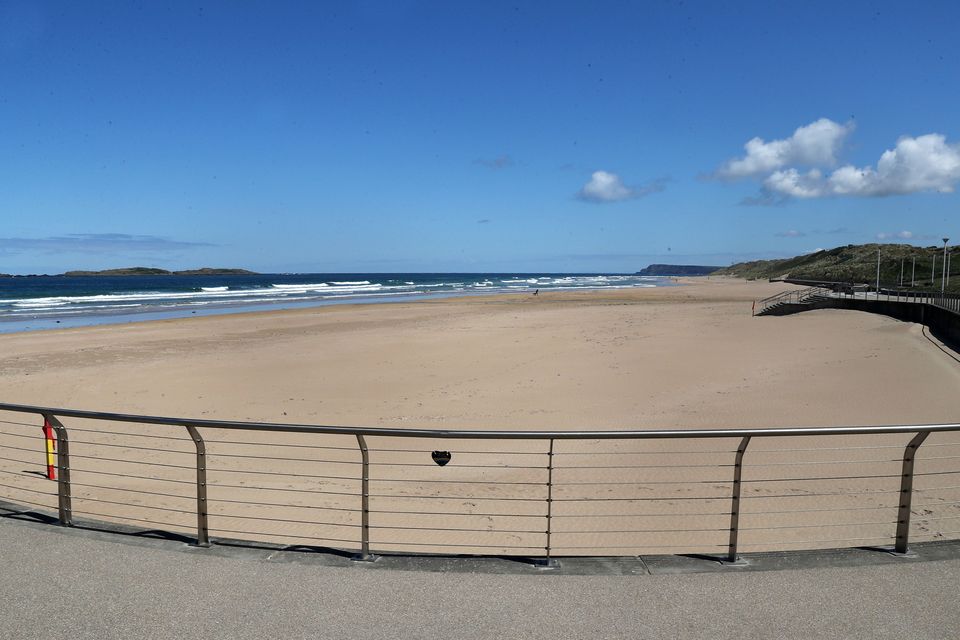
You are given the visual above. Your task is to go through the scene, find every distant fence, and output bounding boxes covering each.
[2,402,960,566]
[755,283,960,347]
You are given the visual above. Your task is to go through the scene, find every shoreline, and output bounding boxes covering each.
[0,276,753,340]
[0,274,676,335]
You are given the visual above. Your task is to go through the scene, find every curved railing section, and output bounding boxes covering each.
[2,401,960,566]
[756,282,960,317]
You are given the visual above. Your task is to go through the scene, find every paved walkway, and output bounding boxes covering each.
[1,515,958,640]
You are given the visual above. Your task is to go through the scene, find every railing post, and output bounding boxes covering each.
[44,414,72,526]
[894,431,929,555]
[536,438,559,569]
[725,436,751,564]
[185,426,210,547]
[353,434,376,561]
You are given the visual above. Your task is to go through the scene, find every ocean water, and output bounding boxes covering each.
[0,273,672,333]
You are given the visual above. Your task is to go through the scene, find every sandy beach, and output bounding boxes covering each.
[2,277,960,556]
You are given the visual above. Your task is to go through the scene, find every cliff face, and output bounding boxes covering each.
[635,264,721,276]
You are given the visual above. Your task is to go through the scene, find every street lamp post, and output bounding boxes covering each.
[912,256,916,287]
[942,238,950,292]
[876,247,881,292]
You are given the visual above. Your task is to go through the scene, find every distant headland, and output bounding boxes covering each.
[635,264,721,276]
[0,267,258,278]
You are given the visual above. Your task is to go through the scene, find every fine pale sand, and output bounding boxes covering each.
[2,277,960,556]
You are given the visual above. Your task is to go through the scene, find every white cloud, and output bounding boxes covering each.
[727,124,960,201]
[576,171,666,203]
[718,118,853,179]
[775,229,806,238]
[829,134,960,196]
[763,168,826,198]
[761,134,960,198]
[876,231,915,240]
[577,171,633,202]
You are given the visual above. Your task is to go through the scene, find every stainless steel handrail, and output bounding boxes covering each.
[5,401,956,439]
[2,400,959,565]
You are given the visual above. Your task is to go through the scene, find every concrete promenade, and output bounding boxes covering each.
[1,515,958,639]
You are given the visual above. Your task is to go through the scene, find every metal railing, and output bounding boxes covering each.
[2,401,960,565]
[754,286,831,315]
[757,284,960,316]
[831,286,960,314]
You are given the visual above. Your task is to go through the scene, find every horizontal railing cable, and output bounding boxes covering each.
[69,453,195,471]
[552,510,731,517]
[367,492,543,502]
[741,489,899,498]
[741,520,897,531]
[206,451,361,464]
[913,514,960,522]
[69,481,193,501]
[72,468,195,485]
[0,419,39,429]
[0,481,56,496]
[0,431,44,441]
[206,482,359,497]
[76,511,193,530]
[367,508,543,517]
[67,439,192,454]
[743,504,897,515]
[209,496,357,511]
[0,454,43,466]
[52,425,191,441]
[0,442,52,455]
[72,496,196,515]
[0,496,59,512]
[363,540,543,550]
[209,529,357,545]
[208,512,361,528]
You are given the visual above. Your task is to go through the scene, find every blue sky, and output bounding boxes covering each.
[1,0,959,274]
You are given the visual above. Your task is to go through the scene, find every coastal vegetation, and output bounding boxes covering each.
[718,243,959,291]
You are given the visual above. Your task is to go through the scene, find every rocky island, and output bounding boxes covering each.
[61,267,258,276]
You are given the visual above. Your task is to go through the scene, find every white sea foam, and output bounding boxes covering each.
[0,274,670,327]
[13,298,69,308]
[271,283,329,290]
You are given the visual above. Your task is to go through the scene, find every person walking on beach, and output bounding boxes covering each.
[533,289,539,295]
